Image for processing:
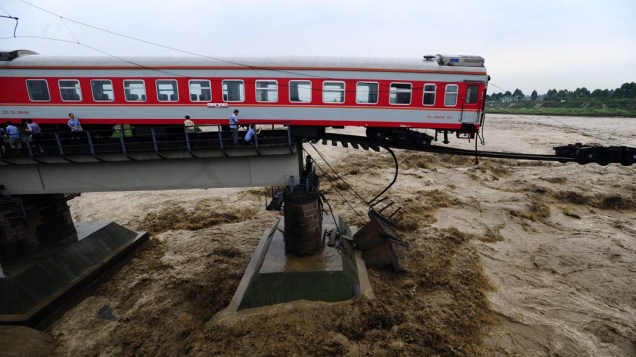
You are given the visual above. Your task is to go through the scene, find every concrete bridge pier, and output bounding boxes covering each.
[0,194,77,263]
[214,157,373,319]
[0,193,147,325]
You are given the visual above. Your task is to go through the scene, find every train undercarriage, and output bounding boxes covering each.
[365,127,434,147]
[365,124,479,147]
[289,124,480,148]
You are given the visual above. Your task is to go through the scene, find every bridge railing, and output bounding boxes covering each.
[1,123,295,164]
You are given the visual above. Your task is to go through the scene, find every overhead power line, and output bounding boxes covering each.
[14,0,479,96]
[0,14,19,36]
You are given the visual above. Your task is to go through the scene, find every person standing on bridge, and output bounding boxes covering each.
[67,113,82,134]
[5,121,21,149]
[229,109,240,144]
[25,119,42,152]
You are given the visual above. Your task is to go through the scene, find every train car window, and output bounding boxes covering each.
[189,80,211,102]
[423,84,436,106]
[157,80,178,101]
[26,80,50,101]
[466,85,479,104]
[289,80,311,103]
[356,82,379,104]
[255,80,278,102]
[389,83,412,105]
[444,84,458,106]
[59,80,82,101]
[91,80,114,101]
[124,80,146,102]
[323,81,345,103]
[222,80,245,102]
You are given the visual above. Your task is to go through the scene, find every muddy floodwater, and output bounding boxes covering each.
[45,114,636,356]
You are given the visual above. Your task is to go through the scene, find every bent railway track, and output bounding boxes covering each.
[311,133,636,166]
[1,125,633,167]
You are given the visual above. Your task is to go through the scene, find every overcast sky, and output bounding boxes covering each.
[1,0,634,94]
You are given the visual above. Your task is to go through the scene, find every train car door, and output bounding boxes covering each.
[460,83,482,124]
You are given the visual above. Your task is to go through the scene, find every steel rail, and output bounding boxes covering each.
[316,133,576,163]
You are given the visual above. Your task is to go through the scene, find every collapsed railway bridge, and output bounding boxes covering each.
[1,122,634,325]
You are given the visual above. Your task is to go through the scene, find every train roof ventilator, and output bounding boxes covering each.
[423,54,485,67]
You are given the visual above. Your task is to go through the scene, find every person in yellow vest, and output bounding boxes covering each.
[111,124,133,138]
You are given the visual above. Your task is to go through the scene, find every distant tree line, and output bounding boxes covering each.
[487,82,636,102]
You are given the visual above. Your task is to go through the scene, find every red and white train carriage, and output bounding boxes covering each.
[0,50,488,142]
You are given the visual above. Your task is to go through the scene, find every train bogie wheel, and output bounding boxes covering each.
[366,128,385,140]
[412,136,431,147]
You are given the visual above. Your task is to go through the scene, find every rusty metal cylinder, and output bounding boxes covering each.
[283,191,323,256]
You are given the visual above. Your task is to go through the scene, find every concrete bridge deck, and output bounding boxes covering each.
[0,125,301,195]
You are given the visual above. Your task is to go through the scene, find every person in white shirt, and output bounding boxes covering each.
[229,110,239,144]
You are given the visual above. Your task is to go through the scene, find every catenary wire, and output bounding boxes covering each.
[0,13,19,37]
[307,142,369,204]
[2,34,455,103]
[17,0,615,150]
[14,0,479,96]
[367,146,398,207]
[16,0,347,81]
[23,0,611,132]
[60,17,80,44]
[302,149,366,221]
[0,5,13,16]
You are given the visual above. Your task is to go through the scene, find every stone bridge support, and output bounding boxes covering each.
[0,194,76,263]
